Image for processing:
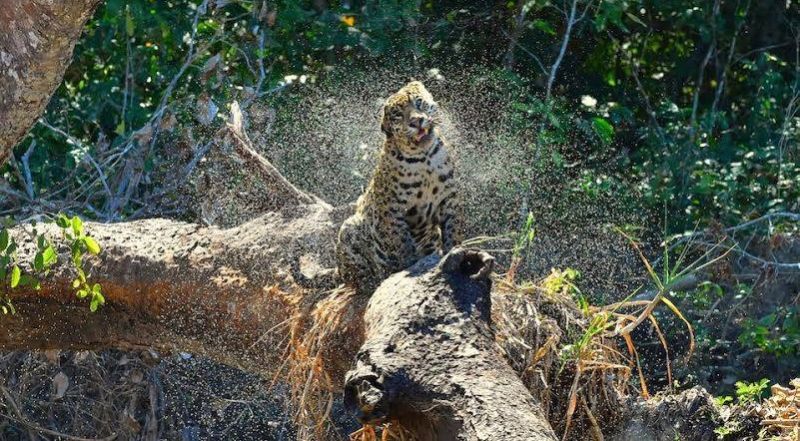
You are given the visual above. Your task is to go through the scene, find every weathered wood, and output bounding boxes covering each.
[0,0,102,160]
[608,387,722,441]
[1,202,338,374]
[345,248,558,441]
[1,212,751,440]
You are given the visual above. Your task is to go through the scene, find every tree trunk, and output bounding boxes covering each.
[2,201,338,373]
[0,0,102,161]
[345,248,558,441]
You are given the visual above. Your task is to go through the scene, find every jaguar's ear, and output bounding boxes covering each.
[380,105,392,136]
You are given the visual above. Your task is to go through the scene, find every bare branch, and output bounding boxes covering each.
[545,0,594,101]
[501,29,549,75]
[20,141,36,200]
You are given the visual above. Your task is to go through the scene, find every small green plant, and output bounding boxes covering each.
[711,379,770,438]
[506,212,535,282]
[713,395,734,406]
[0,225,20,314]
[55,214,105,312]
[542,267,585,310]
[713,419,741,439]
[734,378,769,404]
[0,219,60,314]
[0,215,105,314]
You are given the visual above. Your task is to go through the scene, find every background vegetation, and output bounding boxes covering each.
[1,0,799,438]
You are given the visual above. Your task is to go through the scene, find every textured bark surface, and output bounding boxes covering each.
[1,212,746,440]
[345,248,558,441]
[608,387,722,441]
[1,202,338,373]
[0,0,102,160]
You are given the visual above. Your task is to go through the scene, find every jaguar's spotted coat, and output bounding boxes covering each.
[335,81,462,294]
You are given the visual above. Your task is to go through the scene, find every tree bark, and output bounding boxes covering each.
[1,208,755,440]
[0,0,102,161]
[345,248,558,441]
[1,201,337,373]
[1,216,558,438]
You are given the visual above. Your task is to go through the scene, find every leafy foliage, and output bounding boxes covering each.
[56,214,106,311]
[2,0,797,230]
[734,378,770,404]
[739,306,800,356]
[0,216,104,313]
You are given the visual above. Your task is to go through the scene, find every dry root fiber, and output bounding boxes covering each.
[492,279,631,441]
[349,420,417,441]
[282,286,368,440]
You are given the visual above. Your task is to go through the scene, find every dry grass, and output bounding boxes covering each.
[279,286,368,440]
[492,233,704,441]
[493,278,632,441]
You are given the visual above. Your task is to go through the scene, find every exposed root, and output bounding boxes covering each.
[283,286,367,440]
[349,420,416,441]
[493,278,632,440]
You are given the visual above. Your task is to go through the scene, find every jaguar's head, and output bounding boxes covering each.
[380,81,441,154]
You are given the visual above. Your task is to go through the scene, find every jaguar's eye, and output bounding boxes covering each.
[414,98,422,109]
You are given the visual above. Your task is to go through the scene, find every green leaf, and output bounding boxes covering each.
[77,289,88,299]
[591,117,615,144]
[92,283,102,294]
[531,19,556,35]
[42,246,57,266]
[84,237,101,255]
[90,297,100,312]
[34,253,44,271]
[72,279,81,289]
[56,214,70,228]
[0,229,8,251]
[19,274,38,288]
[71,241,82,259]
[71,216,83,236]
[10,266,21,288]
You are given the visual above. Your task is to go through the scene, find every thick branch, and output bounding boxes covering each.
[0,0,102,160]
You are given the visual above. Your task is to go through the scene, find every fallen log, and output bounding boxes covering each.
[2,202,337,373]
[345,248,557,441]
